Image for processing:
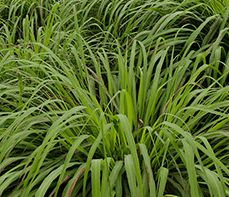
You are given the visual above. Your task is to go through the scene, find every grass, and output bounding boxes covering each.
[0,0,229,196]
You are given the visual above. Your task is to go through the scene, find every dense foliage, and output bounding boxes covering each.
[0,0,229,196]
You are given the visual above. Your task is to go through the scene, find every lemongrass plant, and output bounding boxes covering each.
[0,0,229,196]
